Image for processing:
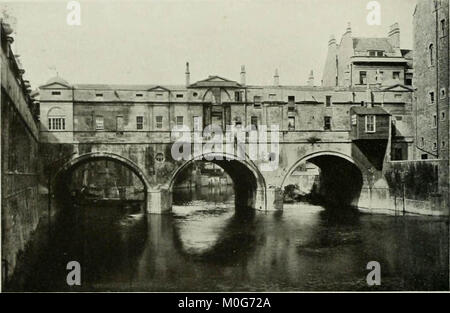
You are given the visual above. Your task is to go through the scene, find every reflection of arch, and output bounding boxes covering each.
[169,152,267,210]
[281,151,363,207]
[54,152,151,196]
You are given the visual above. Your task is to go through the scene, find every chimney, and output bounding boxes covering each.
[388,23,400,49]
[185,62,190,86]
[274,69,279,86]
[307,70,314,86]
[240,65,246,85]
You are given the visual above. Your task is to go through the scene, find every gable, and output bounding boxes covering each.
[40,82,71,89]
[382,84,414,92]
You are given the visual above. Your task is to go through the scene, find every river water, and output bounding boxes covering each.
[7,186,449,291]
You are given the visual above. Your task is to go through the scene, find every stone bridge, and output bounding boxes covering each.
[49,133,390,214]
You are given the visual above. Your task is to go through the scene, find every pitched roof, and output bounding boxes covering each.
[189,75,241,88]
[352,37,395,53]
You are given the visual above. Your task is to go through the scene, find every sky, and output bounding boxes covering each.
[1,0,417,89]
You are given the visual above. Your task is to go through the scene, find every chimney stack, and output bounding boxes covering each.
[307,70,314,86]
[388,23,400,49]
[185,62,190,86]
[274,69,279,86]
[240,65,246,85]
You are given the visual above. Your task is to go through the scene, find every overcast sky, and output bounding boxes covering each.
[2,0,417,88]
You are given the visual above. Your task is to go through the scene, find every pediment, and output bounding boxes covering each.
[40,82,71,89]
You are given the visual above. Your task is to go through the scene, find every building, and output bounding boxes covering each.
[322,23,413,88]
[37,64,414,161]
[413,0,449,160]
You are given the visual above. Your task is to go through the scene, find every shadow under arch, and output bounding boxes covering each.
[281,151,364,209]
[169,152,267,211]
[53,152,151,210]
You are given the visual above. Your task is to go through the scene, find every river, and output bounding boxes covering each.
[6,186,449,291]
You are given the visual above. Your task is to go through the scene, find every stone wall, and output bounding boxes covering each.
[383,160,449,215]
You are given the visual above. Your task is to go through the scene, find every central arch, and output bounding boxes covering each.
[281,151,364,208]
[168,152,267,211]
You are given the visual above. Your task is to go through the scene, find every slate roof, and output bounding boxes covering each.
[352,37,395,53]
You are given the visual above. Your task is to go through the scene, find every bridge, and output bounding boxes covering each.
[38,73,414,213]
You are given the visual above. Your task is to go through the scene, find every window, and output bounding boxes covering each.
[269,94,276,100]
[288,96,295,104]
[359,71,367,85]
[253,96,262,108]
[96,116,104,130]
[442,141,446,148]
[376,71,384,82]
[441,88,446,99]
[421,154,428,160]
[234,91,242,102]
[48,117,65,130]
[116,116,124,132]
[429,91,435,104]
[351,114,357,125]
[421,137,425,147]
[441,19,446,35]
[395,94,402,100]
[47,107,66,131]
[96,93,103,97]
[193,92,198,97]
[393,147,403,161]
[288,117,295,131]
[136,93,143,97]
[433,114,437,127]
[155,152,165,163]
[51,91,61,96]
[156,93,163,99]
[433,142,437,151]
[429,44,434,66]
[369,51,376,56]
[250,116,258,130]
[326,96,332,107]
[136,116,144,130]
[365,115,376,133]
[441,111,446,121]
[176,116,184,127]
[156,116,163,129]
[393,72,400,80]
[176,94,184,98]
[324,116,332,130]
[193,116,202,131]
[377,51,384,57]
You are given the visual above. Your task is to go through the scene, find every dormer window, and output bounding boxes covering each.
[136,93,143,97]
[368,50,384,57]
[96,93,103,97]
[51,91,61,96]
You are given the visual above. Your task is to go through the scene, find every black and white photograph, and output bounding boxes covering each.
[0,0,449,295]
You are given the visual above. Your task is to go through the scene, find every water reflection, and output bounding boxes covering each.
[6,187,449,291]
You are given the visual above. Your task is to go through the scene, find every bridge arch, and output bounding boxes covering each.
[281,151,364,208]
[53,152,151,207]
[168,152,267,211]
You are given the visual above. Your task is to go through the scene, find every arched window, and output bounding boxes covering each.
[429,44,434,66]
[47,107,66,130]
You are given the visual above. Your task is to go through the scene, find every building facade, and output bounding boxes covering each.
[322,23,413,88]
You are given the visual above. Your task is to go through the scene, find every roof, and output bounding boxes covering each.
[352,37,394,53]
[351,106,390,115]
[45,76,70,86]
[188,75,241,88]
